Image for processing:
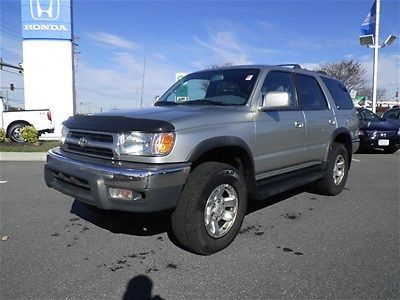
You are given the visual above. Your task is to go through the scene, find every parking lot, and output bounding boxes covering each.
[0,151,399,299]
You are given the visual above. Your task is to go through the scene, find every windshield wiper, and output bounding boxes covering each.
[154,101,179,106]
[179,99,231,106]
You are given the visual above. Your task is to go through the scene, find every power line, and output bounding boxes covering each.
[1,19,21,30]
[1,29,21,39]
[1,69,23,76]
[0,5,20,18]
[2,25,21,35]
[1,2,20,13]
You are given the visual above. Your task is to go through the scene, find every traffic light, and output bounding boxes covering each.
[10,83,15,91]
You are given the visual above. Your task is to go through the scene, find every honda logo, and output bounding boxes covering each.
[30,0,60,20]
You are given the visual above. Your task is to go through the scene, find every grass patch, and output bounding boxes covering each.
[0,141,59,152]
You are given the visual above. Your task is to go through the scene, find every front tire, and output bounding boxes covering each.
[314,143,349,196]
[171,162,247,255]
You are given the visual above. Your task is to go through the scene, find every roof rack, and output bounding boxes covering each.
[276,64,302,69]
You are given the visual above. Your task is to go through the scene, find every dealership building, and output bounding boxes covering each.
[21,0,75,137]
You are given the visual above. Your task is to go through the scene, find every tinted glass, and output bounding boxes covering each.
[296,74,328,110]
[321,77,354,110]
[261,71,297,109]
[158,68,260,105]
[356,108,381,121]
[383,108,400,119]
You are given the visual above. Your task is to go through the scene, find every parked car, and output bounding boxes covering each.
[1,101,55,142]
[382,107,400,127]
[45,65,359,255]
[356,107,400,153]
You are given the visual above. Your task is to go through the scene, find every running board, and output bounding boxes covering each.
[253,166,325,200]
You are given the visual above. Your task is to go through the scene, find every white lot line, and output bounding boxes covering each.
[352,158,360,162]
[0,181,8,184]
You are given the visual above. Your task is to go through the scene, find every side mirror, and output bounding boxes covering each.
[258,91,290,111]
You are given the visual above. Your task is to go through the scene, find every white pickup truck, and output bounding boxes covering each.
[1,101,55,142]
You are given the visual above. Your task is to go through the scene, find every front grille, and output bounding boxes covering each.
[53,171,90,190]
[64,143,114,158]
[366,130,397,138]
[68,131,113,143]
[63,130,116,159]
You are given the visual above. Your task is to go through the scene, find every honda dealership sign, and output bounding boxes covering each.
[21,0,75,138]
[21,0,72,40]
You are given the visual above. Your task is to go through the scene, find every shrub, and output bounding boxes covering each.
[21,125,39,144]
[0,128,8,143]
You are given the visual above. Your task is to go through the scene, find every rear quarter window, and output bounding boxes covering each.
[321,77,354,110]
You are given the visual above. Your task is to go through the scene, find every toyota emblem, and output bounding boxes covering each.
[78,137,88,148]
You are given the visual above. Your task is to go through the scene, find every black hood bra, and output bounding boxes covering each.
[64,115,175,133]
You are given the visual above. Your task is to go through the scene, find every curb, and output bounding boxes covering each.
[0,152,47,161]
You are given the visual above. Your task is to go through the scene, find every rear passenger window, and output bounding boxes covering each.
[261,71,297,109]
[321,77,354,110]
[296,74,328,110]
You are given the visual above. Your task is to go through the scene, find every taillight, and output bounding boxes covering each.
[47,111,52,122]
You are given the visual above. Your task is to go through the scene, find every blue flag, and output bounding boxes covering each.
[361,1,376,36]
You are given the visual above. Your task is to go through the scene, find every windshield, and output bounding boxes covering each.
[356,109,381,121]
[156,68,260,106]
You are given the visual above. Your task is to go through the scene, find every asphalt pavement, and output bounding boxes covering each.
[0,151,399,299]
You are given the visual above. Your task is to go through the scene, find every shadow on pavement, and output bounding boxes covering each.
[122,275,164,300]
[70,200,172,236]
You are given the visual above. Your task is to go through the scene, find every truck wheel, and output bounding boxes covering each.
[8,123,27,143]
[171,162,247,255]
[314,143,349,196]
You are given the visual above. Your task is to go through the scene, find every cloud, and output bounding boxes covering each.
[193,31,253,67]
[75,49,178,112]
[360,52,400,98]
[88,32,139,50]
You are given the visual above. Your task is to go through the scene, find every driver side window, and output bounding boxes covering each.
[261,71,297,109]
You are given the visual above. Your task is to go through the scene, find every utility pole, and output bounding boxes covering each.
[140,45,147,108]
[371,0,381,114]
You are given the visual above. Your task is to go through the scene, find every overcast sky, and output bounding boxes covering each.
[1,0,399,112]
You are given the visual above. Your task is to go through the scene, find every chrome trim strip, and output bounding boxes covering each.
[47,149,190,188]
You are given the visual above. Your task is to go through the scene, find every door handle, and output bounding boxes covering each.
[329,119,336,125]
[294,121,304,128]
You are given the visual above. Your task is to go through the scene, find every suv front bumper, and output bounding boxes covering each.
[44,149,190,212]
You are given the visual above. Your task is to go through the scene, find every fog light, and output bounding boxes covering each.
[109,188,134,200]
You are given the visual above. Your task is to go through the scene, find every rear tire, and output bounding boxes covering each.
[8,123,28,143]
[171,162,247,255]
[314,143,349,196]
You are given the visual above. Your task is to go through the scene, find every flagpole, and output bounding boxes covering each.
[371,0,381,114]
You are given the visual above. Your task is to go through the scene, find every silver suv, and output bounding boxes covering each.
[45,65,359,255]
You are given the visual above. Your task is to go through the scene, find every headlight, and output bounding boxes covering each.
[397,129,400,136]
[59,126,68,145]
[118,132,175,156]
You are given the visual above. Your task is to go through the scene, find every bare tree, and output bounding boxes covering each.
[204,62,234,70]
[316,59,367,92]
[358,87,387,101]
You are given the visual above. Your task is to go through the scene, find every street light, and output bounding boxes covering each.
[359,34,374,46]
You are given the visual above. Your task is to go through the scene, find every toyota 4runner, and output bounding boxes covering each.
[44,65,359,255]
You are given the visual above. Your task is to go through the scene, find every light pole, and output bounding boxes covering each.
[359,0,397,113]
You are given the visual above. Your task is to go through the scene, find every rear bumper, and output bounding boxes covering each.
[44,149,190,212]
[38,128,55,135]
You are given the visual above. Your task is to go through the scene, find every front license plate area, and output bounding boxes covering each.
[378,139,389,146]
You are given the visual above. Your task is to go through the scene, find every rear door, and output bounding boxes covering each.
[295,73,336,162]
[254,70,306,177]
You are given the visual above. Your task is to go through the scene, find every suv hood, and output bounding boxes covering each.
[360,120,399,131]
[65,106,244,133]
